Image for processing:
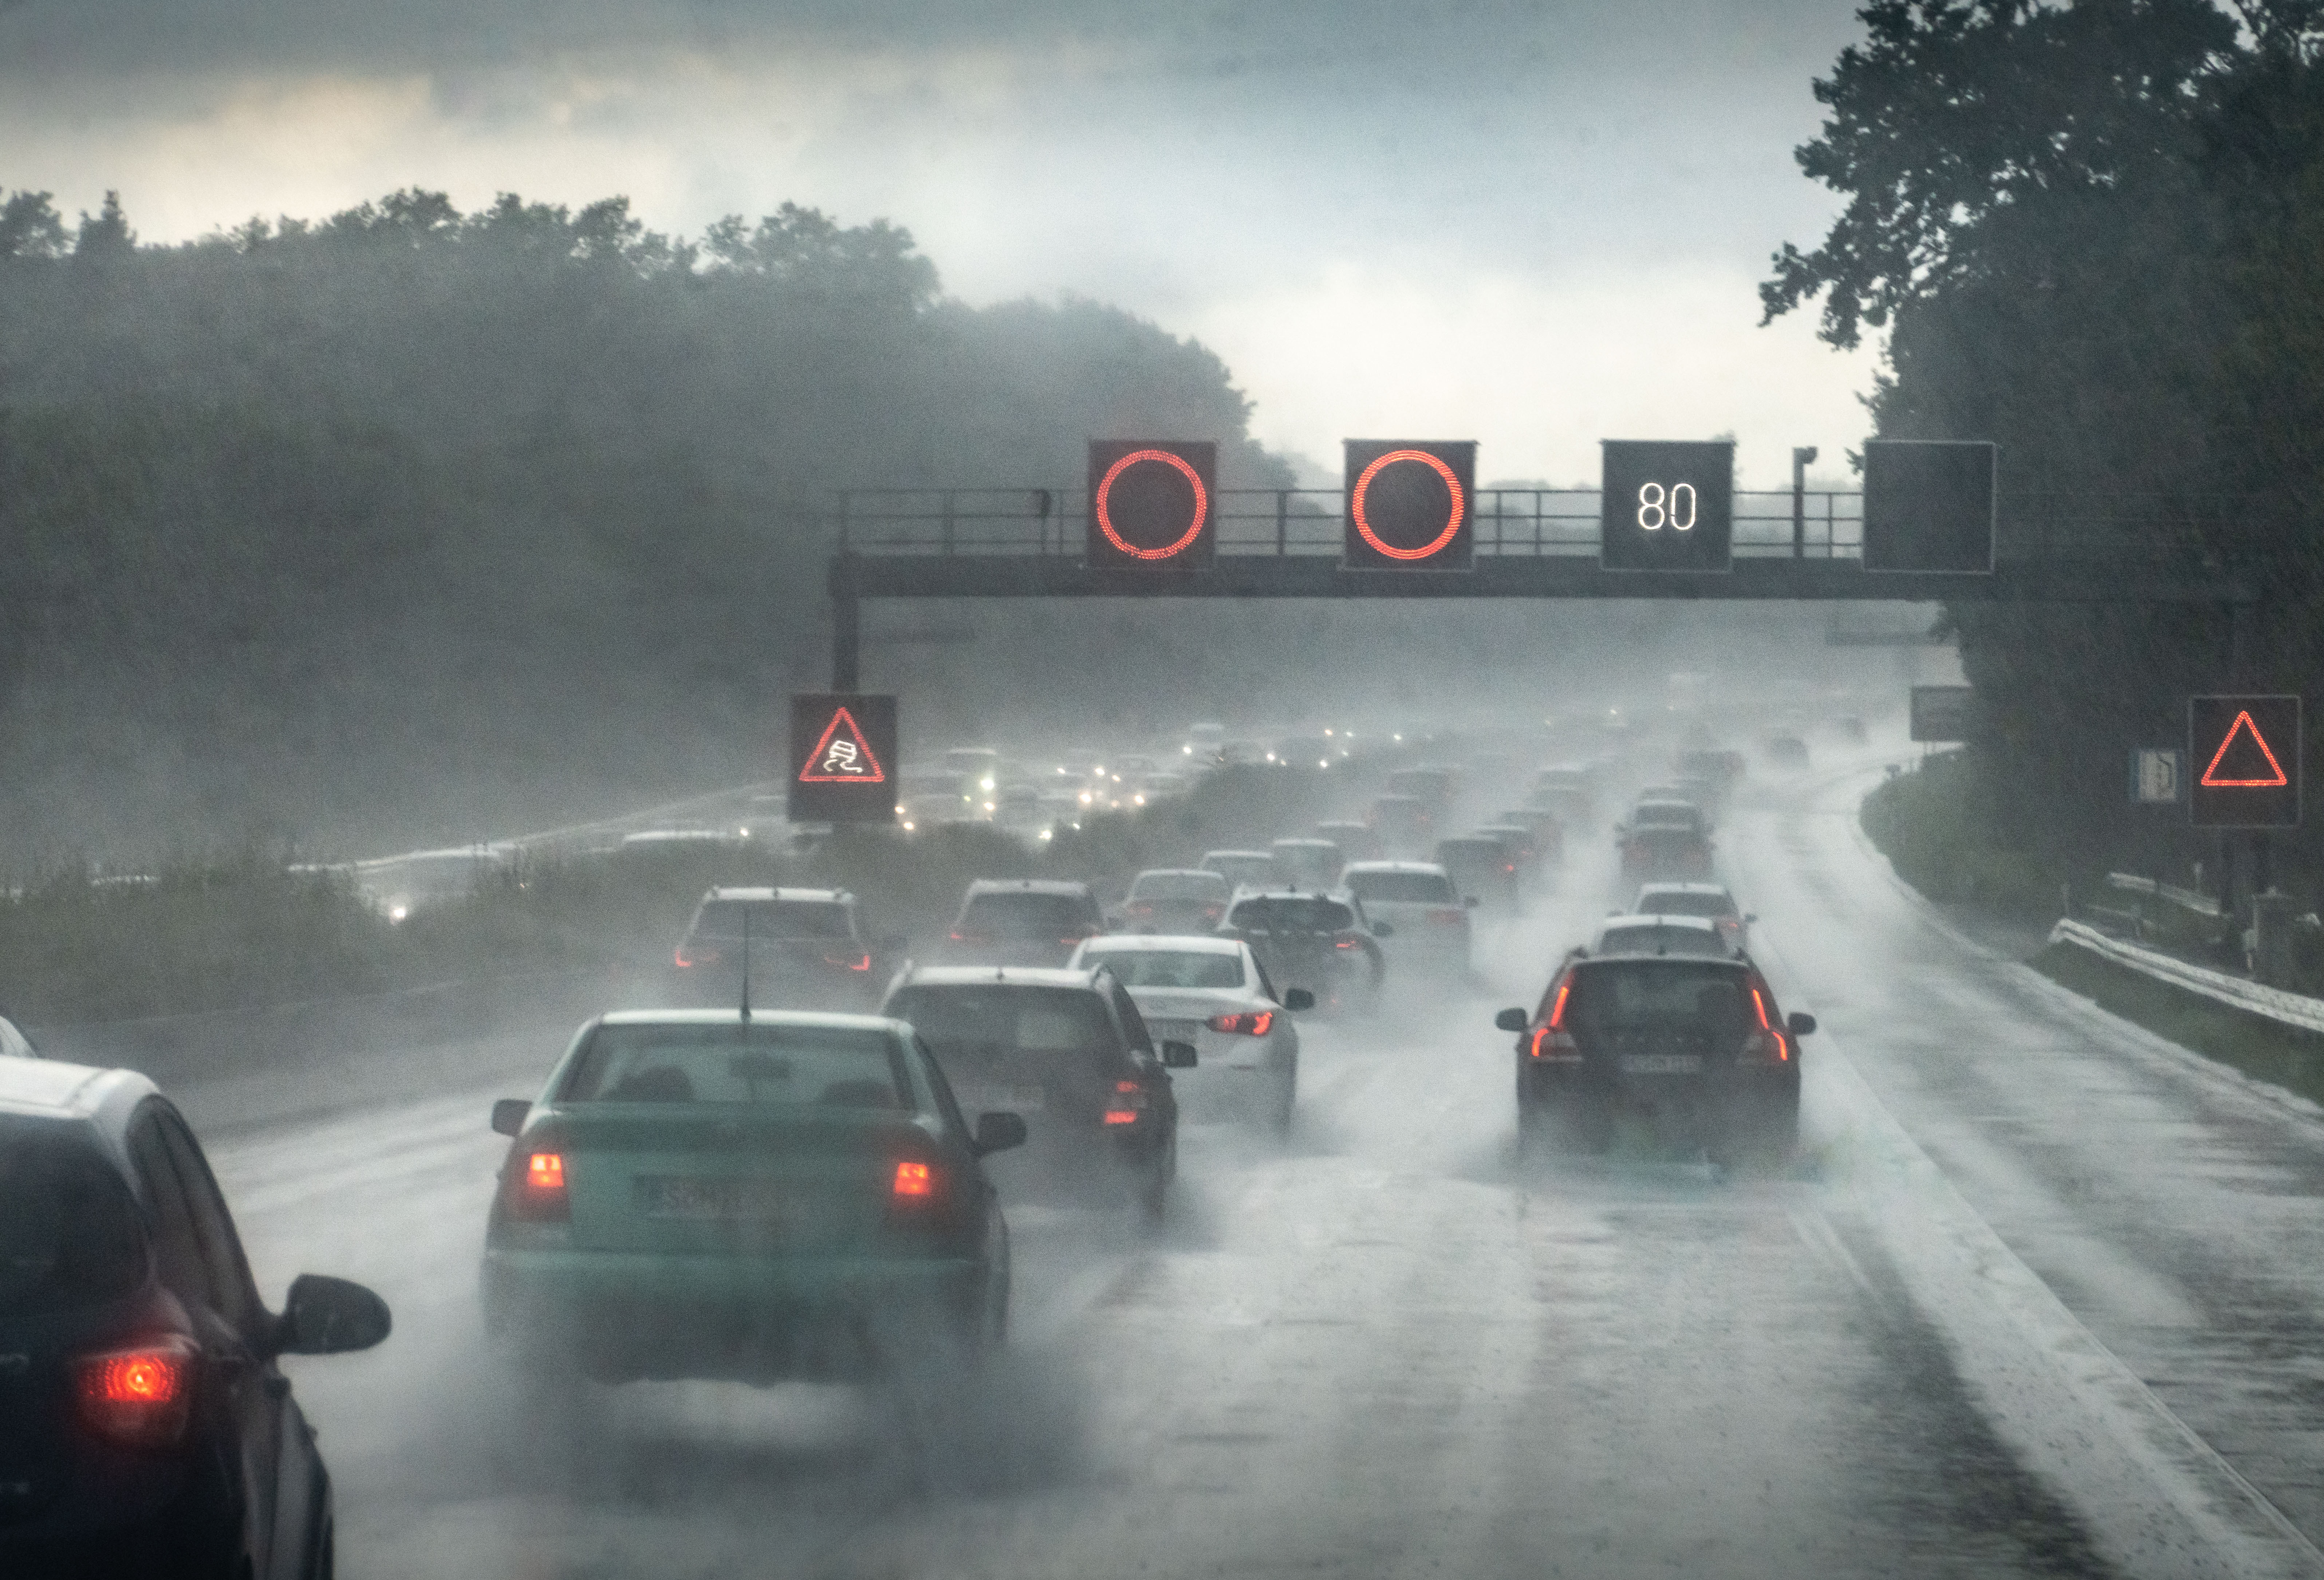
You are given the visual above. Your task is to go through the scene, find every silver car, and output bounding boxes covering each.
[1631,881,1753,952]
[1337,861,1472,977]
[1068,936,1307,1131]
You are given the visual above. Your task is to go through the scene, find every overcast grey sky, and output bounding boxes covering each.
[0,1,1880,486]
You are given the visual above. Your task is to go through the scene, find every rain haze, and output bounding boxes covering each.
[8,4,2324,1580]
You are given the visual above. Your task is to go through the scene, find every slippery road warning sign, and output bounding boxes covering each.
[2189,695,2300,828]
[789,694,898,823]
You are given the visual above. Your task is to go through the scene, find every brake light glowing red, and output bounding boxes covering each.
[674,948,692,968]
[1208,1010,1274,1036]
[507,1148,570,1221]
[1547,981,1571,1029]
[824,952,872,971]
[1104,1079,1148,1125]
[1103,1110,1139,1125]
[892,1160,934,1197]
[1749,987,1770,1029]
[75,1336,197,1448]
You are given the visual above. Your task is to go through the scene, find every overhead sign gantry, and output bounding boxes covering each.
[819,433,2259,688]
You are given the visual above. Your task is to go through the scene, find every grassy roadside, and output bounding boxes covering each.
[2029,940,2324,1109]
[1857,748,2072,918]
[0,760,1371,1027]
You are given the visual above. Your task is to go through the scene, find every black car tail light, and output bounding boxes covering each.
[1104,1079,1150,1126]
[74,1335,198,1449]
[1741,985,1789,1064]
[1530,980,1582,1062]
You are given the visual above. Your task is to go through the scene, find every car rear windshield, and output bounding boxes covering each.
[958,892,1095,937]
[1436,841,1501,863]
[887,987,1119,1063]
[1228,897,1354,933]
[560,1023,910,1108]
[1129,872,1229,902]
[1082,949,1245,988]
[1639,892,1734,919]
[1566,962,1755,1039]
[1596,925,1730,959]
[0,1121,147,1316]
[1344,870,1455,903]
[1204,856,1274,884]
[691,900,851,940]
[1634,803,1699,827]
[1630,826,1704,849]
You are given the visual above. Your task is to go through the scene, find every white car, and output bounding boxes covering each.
[1589,913,1739,960]
[1631,881,1753,952]
[1068,935,1305,1131]
[1336,861,1472,975]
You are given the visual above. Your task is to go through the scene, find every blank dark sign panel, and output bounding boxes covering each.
[1862,441,1996,573]
[789,693,899,824]
[2189,694,2300,829]
[1599,441,1734,572]
[1086,441,1218,570]
[1341,441,1476,570]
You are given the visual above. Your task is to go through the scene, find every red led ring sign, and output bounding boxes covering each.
[1351,449,1465,561]
[1095,449,1210,561]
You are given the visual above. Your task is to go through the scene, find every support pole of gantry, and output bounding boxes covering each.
[829,552,861,692]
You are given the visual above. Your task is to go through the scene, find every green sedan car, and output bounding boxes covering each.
[480,1010,1024,1383]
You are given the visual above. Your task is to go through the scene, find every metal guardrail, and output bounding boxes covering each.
[833,486,1865,559]
[2049,919,2324,1036]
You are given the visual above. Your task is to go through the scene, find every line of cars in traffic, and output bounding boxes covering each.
[1497,760,1815,1167]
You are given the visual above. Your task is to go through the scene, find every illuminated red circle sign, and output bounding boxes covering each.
[1350,449,1466,561]
[1094,449,1210,561]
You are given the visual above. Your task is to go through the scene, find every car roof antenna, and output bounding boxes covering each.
[740,906,753,1023]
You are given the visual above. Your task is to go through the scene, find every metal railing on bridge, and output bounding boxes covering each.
[832,487,1866,559]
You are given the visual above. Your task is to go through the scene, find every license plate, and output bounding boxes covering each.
[1147,1020,1202,1043]
[1619,1054,1703,1076]
[635,1175,790,1220]
[958,1083,1045,1113]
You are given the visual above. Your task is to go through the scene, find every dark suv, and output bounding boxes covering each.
[0,1059,390,1578]
[941,879,1106,968]
[882,965,1192,1220]
[1498,951,1813,1162]
[670,886,891,1011]
[1217,890,1387,1016]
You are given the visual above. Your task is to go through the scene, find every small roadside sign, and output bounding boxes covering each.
[1909,686,1983,743]
[789,694,899,824]
[2190,695,2300,829]
[2131,748,2182,805]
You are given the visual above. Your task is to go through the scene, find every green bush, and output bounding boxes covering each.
[1860,751,2070,917]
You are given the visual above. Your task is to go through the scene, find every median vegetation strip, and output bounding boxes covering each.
[0,761,1371,1030]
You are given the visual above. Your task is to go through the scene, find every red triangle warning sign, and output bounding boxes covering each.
[798,706,888,784]
[2200,709,2289,788]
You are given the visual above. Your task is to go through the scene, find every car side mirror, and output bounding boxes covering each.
[973,1111,1028,1155]
[1371,921,1395,938]
[1161,1041,1198,1069]
[491,1099,530,1137]
[276,1273,391,1356]
[1744,913,1758,925]
[1494,1007,1529,1032]
[1787,1011,1817,1037]
[1464,895,1480,909]
[1283,988,1316,1012]
[1104,913,1124,929]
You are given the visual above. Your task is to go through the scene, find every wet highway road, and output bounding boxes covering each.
[185,764,2324,1579]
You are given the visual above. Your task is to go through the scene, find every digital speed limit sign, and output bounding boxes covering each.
[1599,440,1735,572]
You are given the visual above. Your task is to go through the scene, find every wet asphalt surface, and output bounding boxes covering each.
[182,757,2324,1579]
